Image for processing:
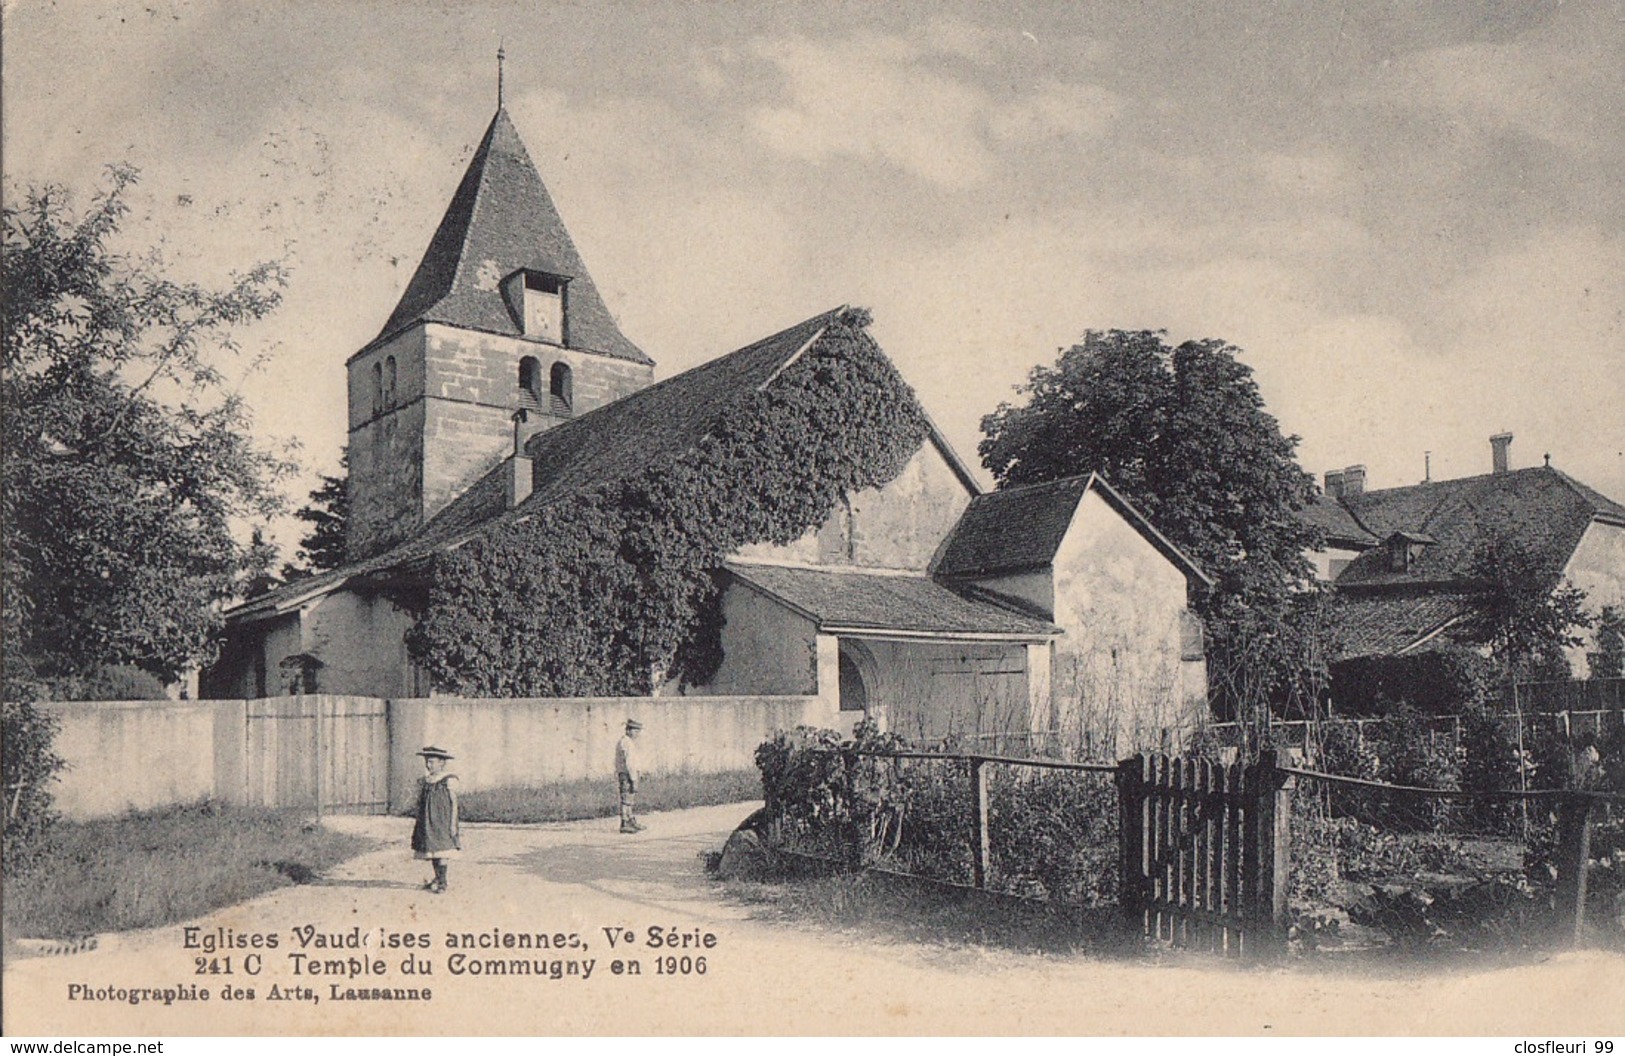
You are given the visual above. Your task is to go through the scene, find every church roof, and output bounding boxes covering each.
[226,307,857,621]
[725,561,1061,640]
[367,107,650,365]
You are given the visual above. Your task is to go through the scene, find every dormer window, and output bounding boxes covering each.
[503,268,567,344]
[1386,531,1434,573]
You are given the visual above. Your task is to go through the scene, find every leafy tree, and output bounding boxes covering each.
[281,451,349,581]
[1457,525,1592,683]
[981,331,1321,603]
[2,165,291,687]
[1588,605,1625,679]
[978,330,1325,717]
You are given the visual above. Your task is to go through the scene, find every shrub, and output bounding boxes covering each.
[987,767,1117,906]
[1330,645,1492,716]
[754,724,1119,906]
[43,663,170,701]
[2,694,65,875]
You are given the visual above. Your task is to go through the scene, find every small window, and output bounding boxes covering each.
[371,361,383,416]
[550,362,573,415]
[519,356,543,407]
[1179,611,1205,662]
[384,356,398,408]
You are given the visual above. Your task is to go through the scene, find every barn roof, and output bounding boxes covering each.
[1333,592,1475,659]
[725,561,1060,640]
[362,107,650,365]
[933,473,1211,586]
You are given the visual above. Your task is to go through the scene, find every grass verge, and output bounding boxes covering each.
[4,801,371,941]
[458,769,761,824]
[725,867,1144,960]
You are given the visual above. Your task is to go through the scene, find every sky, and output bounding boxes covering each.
[5,0,1623,554]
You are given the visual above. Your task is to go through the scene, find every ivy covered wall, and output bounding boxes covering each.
[404,311,931,696]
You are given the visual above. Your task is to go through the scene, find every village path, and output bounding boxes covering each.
[5,801,1624,1037]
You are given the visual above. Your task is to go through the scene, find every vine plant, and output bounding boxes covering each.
[405,310,928,696]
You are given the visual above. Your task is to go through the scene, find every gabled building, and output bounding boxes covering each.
[205,102,1211,751]
[1305,434,1625,676]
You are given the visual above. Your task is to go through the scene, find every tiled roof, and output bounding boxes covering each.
[726,562,1061,639]
[225,309,846,623]
[1335,592,1474,659]
[519,309,840,509]
[1299,493,1377,547]
[933,473,1211,586]
[934,476,1089,577]
[1332,466,1624,589]
[369,108,650,365]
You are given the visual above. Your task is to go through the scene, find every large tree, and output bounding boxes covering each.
[2,165,292,687]
[979,330,1327,715]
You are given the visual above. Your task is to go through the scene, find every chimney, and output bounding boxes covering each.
[507,410,534,507]
[1324,469,1345,498]
[1491,432,1513,475]
[1342,465,1366,497]
[507,456,533,507]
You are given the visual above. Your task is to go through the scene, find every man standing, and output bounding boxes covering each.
[616,719,645,834]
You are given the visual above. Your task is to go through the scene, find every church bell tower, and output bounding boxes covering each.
[345,65,653,560]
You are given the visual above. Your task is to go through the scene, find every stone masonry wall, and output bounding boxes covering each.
[420,324,653,525]
[344,322,653,558]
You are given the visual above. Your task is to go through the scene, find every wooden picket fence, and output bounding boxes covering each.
[1116,751,1294,958]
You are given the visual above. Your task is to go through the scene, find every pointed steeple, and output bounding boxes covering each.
[375,108,650,365]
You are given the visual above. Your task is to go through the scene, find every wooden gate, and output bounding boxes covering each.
[1116,751,1293,958]
[244,695,389,814]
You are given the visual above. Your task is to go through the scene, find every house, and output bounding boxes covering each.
[203,102,1210,750]
[1304,434,1625,677]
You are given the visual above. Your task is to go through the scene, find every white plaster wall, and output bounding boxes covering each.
[1563,521,1625,676]
[387,694,832,810]
[300,591,421,698]
[735,438,974,571]
[1309,544,1366,582]
[702,584,820,695]
[40,700,225,818]
[1047,489,1204,756]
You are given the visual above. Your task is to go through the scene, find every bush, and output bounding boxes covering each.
[754,724,1119,906]
[1330,645,1492,716]
[43,663,170,701]
[2,696,65,875]
[987,768,1117,906]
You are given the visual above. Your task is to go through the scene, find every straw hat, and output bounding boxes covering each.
[416,745,455,760]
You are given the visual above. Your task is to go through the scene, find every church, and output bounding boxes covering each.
[204,99,1210,753]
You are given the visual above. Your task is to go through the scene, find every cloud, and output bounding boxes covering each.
[748,30,1120,188]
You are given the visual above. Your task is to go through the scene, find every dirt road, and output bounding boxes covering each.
[6,801,1623,1036]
